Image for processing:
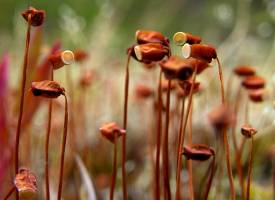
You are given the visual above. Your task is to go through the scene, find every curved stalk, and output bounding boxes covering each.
[3,186,15,200]
[163,79,171,200]
[175,65,198,200]
[122,53,131,200]
[217,57,235,200]
[15,15,31,174]
[45,68,53,200]
[246,136,254,200]
[187,102,194,200]
[57,94,69,200]
[15,15,31,200]
[203,155,216,200]
[110,134,118,200]
[155,69,162,200]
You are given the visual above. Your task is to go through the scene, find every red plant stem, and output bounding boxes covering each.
[273,159,275,200]
[203,155,216,200]
[15,15,31,174]
[217,58,235,200]
[110,134,118,200]
[232,87,245,199]
[155,69,163,200]
[45,69,54,200]
[122,53,131,200]
[3,186,15,200]
[225,72,233,101]
[175,65,198,200]
[57,94,69,200]
[176,97,185,167]
[246,137,254,200]
[187,102,194,200]
[14,15,31,200]
[163,79,171,200]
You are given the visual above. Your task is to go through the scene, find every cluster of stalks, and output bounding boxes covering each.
[2,5,273,200]
[4,7,76,200]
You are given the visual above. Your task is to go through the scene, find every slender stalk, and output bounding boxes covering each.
[232,87,245,199]
[217,58,235,200]
[45,68,53,200]
[273,159,275,200]
[175,65,198,200]
[122,53,131,200]
[203,156,216,200]
[57,94,69,200]
[163,79,171,200]
[110,134,118,200]
[155,69,163,200]
[3,186,15,200]
[15,15,31,174]
[187,102,194,200]
[246,137,254,200]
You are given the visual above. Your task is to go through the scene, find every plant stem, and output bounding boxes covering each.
[15,15,31,200]
[246,136,254,200]
[232,86,245,199]
[203,156,216,200]
[3,186,15,200]
[175,65,198,200]
[187,102,194,200]
[110,134,118,200]
[15,15,31,174]
[57,94,69,200]
[217,57,235,200]
[45,69,53,200]
[163,79,171,200]
[155,69,162,200]
[122,53,131,200]
[273,159,275,200]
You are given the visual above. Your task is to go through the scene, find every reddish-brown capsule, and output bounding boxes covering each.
[48,50,74,70]
[242,76,265,90]
[182,144,215,161]
[31,80,65,98]
[249,89,266,103]
[135,30,170,47]
[21,7,45,26]
[80,71,93,87]
[14,168,37,199]
[182,43,217,63]
[208,105,235,130]
[73,49,89,62]
[184,58,209,74]
[159,56,194,80]
[135,84,154,99]
[99,122,126,143]
[173,32,201,46]
[234,65,256,77]
[241,124,257,138]
[134,43,169,63]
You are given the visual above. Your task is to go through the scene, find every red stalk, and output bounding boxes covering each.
[110,134,118,200]
[246,137,254,200]
[122,53,131,200]
[3,186,15,200]
[162,79,171,200]
[57,94,69,200]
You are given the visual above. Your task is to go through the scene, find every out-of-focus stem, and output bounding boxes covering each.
[246,137,254,200]
[155,69,162,200]
[110,134,118,200]
[187,102,194,200]
[163,79,171,200]
[3,186,15,200]
[203,155,216,200]
[122,53,131,200]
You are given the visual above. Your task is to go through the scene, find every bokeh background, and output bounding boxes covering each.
[1,0,275,199]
